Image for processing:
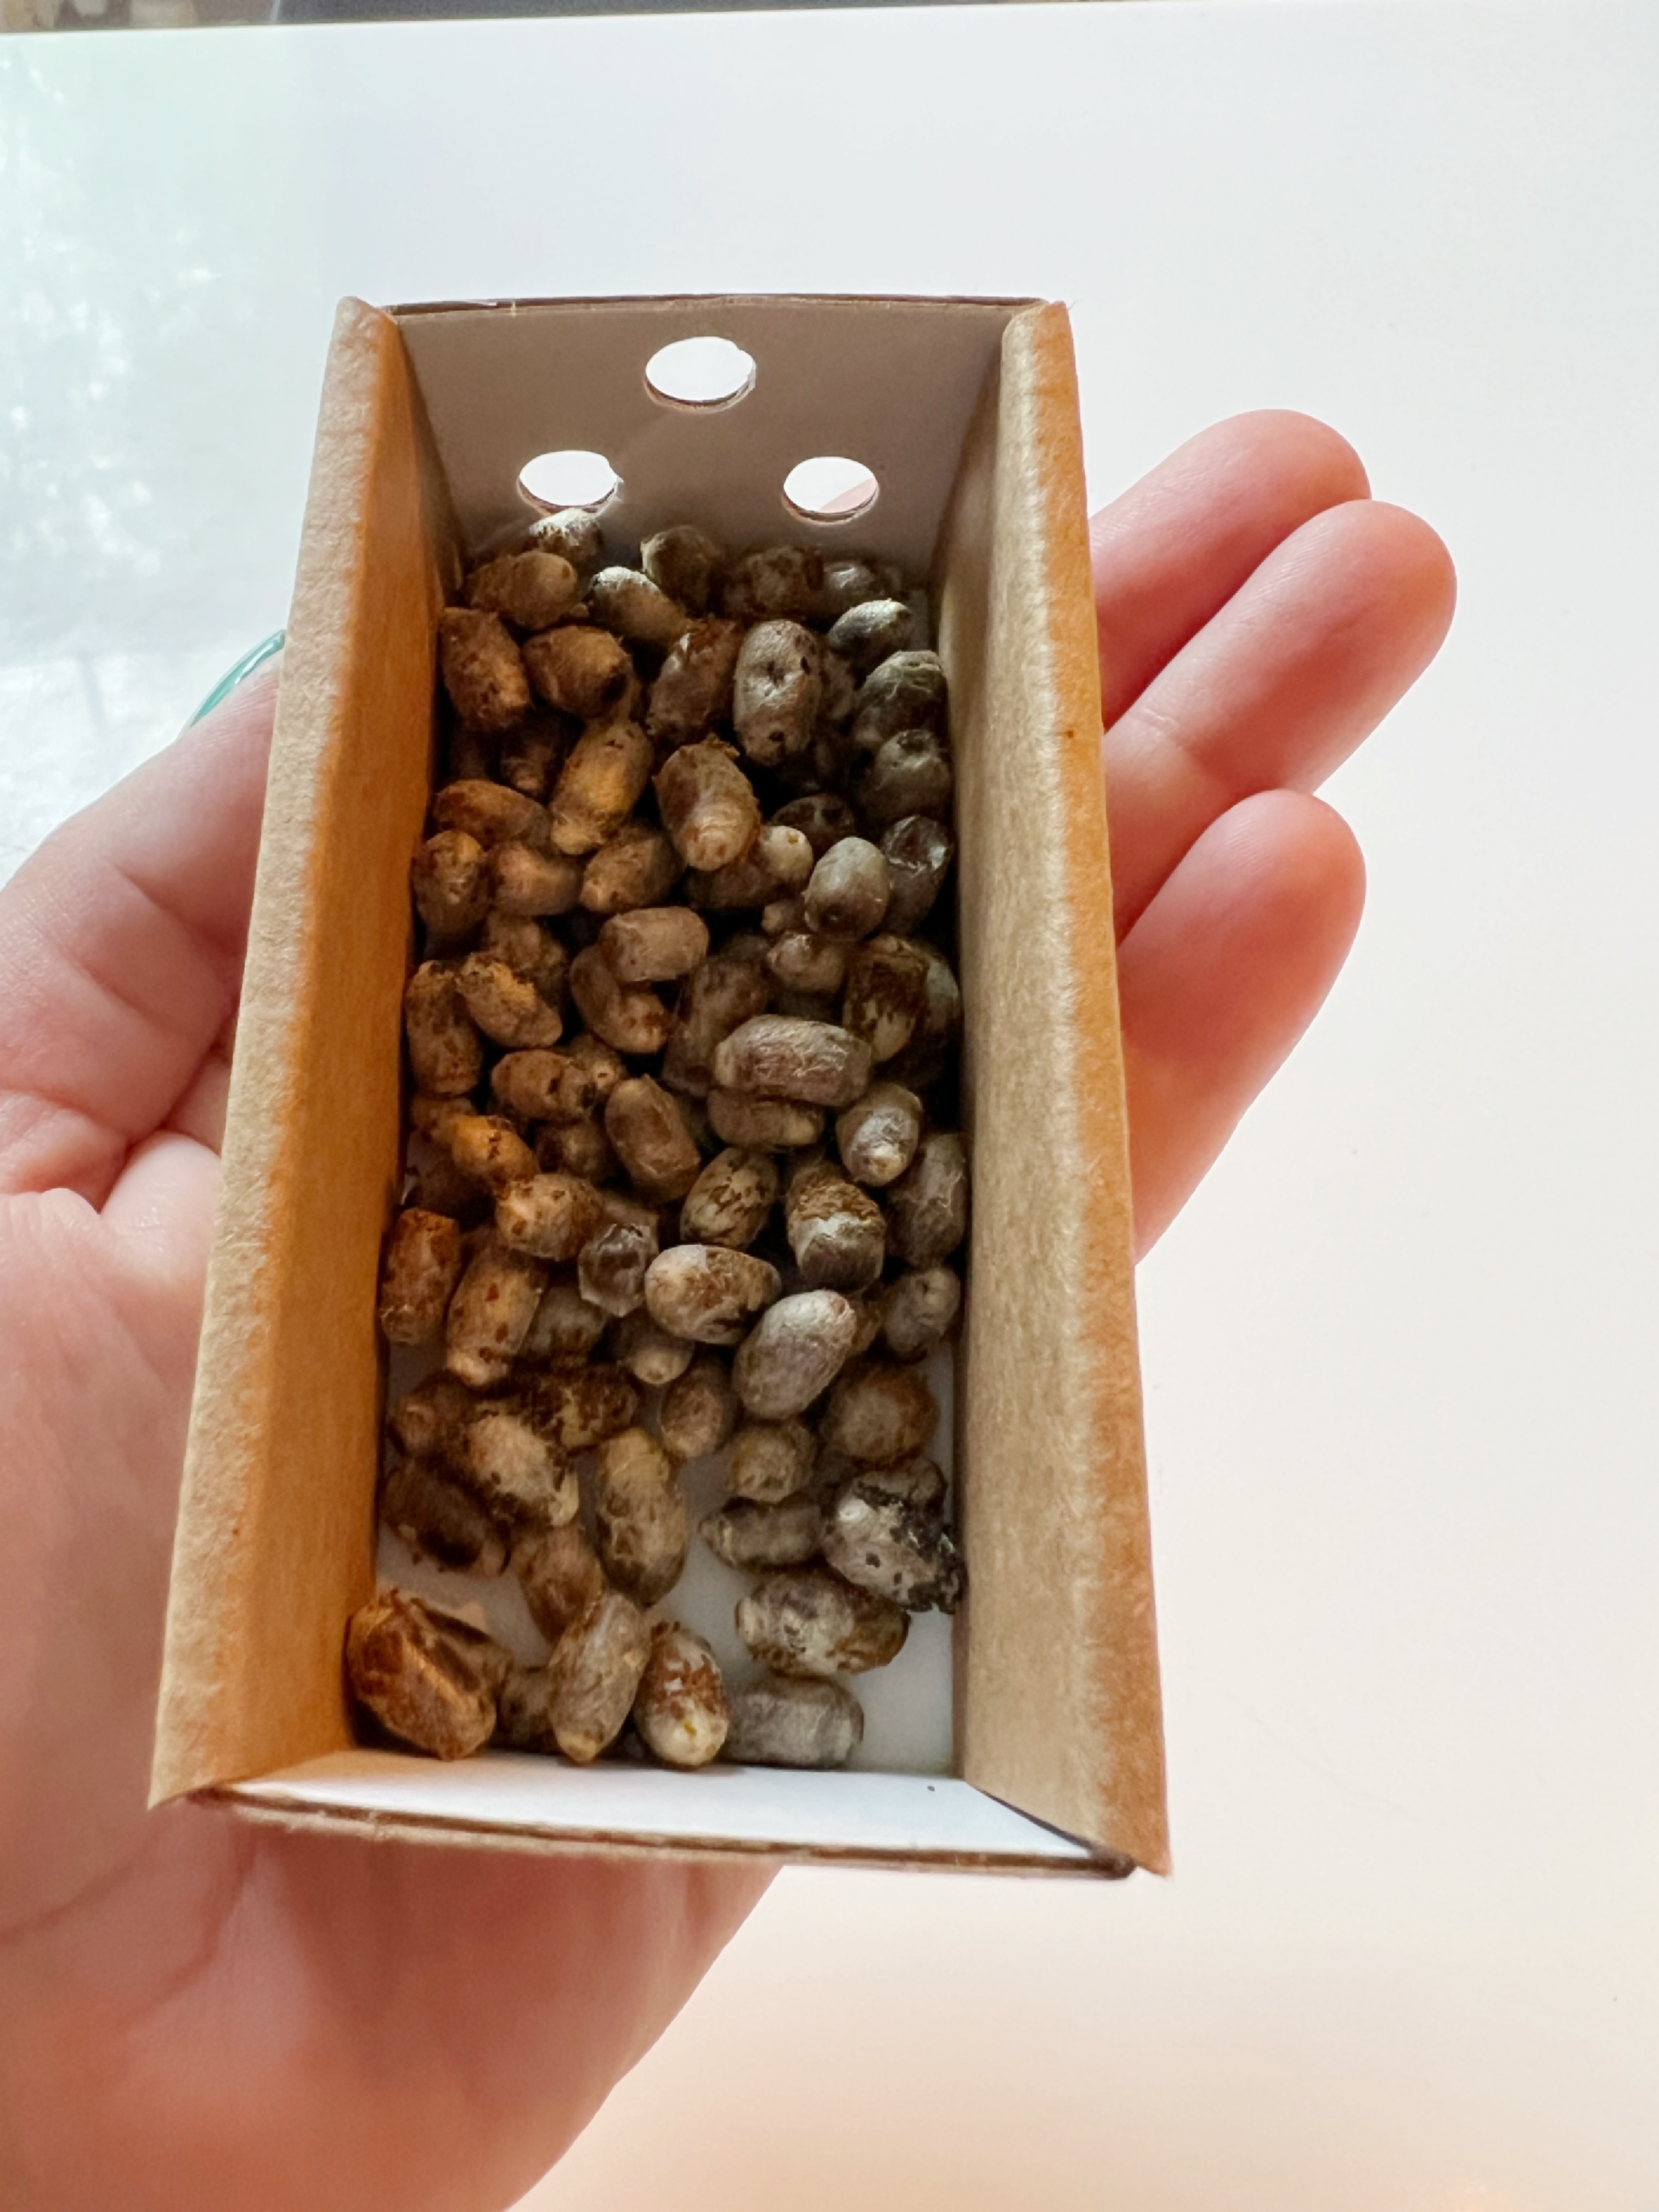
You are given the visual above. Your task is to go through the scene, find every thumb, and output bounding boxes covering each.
[0,659,278,1206]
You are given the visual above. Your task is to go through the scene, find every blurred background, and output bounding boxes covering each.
[4,0,1046,33]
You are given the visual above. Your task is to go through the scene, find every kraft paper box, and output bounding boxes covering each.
[151,294,1169,1878]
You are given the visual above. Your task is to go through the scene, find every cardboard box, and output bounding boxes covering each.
[151,295,1169,1877]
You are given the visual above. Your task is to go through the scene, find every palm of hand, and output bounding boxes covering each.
[0,416,1452,2212]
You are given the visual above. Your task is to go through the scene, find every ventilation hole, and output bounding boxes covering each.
[782,455,880,524]
[644,335,757,410]
[517,449,620,513]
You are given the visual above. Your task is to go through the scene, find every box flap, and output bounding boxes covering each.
[152,299,450,1803]
[944,306,1169,1874]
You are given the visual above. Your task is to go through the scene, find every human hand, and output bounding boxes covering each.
[0,410,1451,2212]
[1099,411,1453,1251]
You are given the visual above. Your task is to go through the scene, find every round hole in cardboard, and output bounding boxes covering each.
[517,449,621,512]
[782,455,881,524]
[644,336,757,410]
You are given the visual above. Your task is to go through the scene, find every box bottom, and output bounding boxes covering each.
[215,1750,1133,1875]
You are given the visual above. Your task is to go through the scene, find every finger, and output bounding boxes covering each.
[95,1026,234,1322]
[1092,410,1370,727]
[0,662,277,1204]
[99,1131,222,1295]
[161,1018,238,1154]
[1118,789,1365,1257]
[1105,499,1453,932]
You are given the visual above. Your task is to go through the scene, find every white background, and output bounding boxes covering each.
[3,5,1656,2206]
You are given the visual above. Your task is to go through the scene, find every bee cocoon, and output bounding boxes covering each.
[369,512,966,1776]
[632,1623,730,1770]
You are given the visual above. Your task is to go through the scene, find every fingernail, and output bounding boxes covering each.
[188,631,286,727]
